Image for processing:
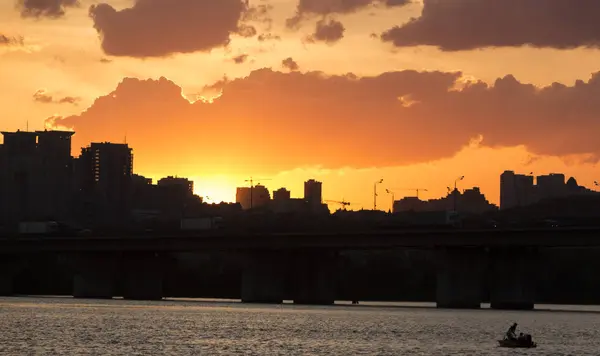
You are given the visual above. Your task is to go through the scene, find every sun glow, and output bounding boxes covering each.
[191,174,240,204]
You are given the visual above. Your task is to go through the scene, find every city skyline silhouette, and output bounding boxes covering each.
[5,3,600,353]
[1,129,598,219]
[3,0,600,211]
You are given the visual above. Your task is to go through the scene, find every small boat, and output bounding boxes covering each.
[498,338,537,348]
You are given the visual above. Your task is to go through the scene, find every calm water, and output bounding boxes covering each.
[1,297,599,355]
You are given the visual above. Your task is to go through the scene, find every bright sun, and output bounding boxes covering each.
[191,174,240,204]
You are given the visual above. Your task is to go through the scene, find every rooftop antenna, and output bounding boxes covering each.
[26,120,29,132]
[124,132,127,144]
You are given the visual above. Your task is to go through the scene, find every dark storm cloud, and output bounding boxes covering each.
[257,33,281,42]
[287,0,410,28]
[34,89,80,105]
[232,54,249,64]
[0,34,24,46]
[89,0,253,57]
[307,19,345,44]
[381,0,600,51]
[282,57,299,71]
[236,24,258,38]
[18,0,79,18]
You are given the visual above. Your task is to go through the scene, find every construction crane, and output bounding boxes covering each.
[325,199,351,210]
[244,177,272,209]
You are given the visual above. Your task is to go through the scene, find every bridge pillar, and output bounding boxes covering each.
[436,248,485,309]
[241,250,286,304]
[490,248,538,310]
[0,273,12,296]
[122,252,165,301]
[73,253,117,299]
[292,249,337,305]
[0,255,22,296]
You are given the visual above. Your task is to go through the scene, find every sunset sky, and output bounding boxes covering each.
[2,0,600,210]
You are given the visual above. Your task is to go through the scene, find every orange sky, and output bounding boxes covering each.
[2,0,600,210]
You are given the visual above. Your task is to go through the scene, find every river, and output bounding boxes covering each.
[1,297,599,355]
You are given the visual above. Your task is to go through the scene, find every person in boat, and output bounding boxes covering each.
[506,323,518,340]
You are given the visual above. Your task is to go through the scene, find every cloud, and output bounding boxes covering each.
[33,90,53,103]
[57,96,80,104]
[89,0,253,57]
[287,0,410,28]
[384,0,410,5]
[282,57,299,71]
[381,0,600,51]
[18,0,79,18]
[33,89,80,105]
[257,33,281,42]
[306,19,345,44]
[236,24,257,38]
[231,54,249,64]
[46,70,600,174]
[243,3,273,28]
[0,34,24,46]
[99,57,112,63]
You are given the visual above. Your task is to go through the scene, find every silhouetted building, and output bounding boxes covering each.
[273,188,291,201]
[236,185,271,210]
[158,176,197,220]
[130,174,205,225]
[270,198,309,214]
[0,130,74,223]
[537,173,566,200]
[460,187,496,214]
[76,142,133,225]
[500,170,596,210]
[236,187,251,210]
[500,171,535,210]
[393,197,425,213]
[133,174,152,186]
[393,187,496,215]
[158,176,194,196]
[130,174,159,222]
[304,179,322,206]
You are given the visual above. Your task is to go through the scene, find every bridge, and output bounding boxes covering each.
[1,227,600,252]
[1,227,599,309]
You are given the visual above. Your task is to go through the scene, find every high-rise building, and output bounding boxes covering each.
[536,173,566,200]
[77,142,133,224]
[36,130,76,220]
[500,170,534,210]
[236,185,271,210]
[0,130,74,223]
[501,170,598,209]
[0,131,40,222]
[236,187,251,210]
[304,179,322,206]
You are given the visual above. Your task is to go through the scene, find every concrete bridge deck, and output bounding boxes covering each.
[0,227,599,253]
[1,227,598,309]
